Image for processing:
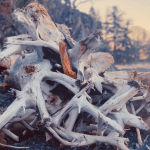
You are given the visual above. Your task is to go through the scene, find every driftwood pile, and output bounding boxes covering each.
[0,3,150,150]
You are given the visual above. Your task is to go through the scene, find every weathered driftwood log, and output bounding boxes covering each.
[0,2,150,150]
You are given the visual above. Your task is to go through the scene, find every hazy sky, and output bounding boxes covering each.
[77,0,150,33]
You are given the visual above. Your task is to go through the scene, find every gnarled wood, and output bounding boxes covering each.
[0,3,149,150]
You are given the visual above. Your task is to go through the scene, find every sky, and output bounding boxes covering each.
[76,0,150,33]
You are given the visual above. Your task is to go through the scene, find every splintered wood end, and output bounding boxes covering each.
[99,114,103,119]
[28,2,49,17]
[28,2,56,32]
[59,41,76,79]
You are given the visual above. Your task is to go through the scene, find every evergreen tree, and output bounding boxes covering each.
[104,7,124,51]
[89,6,101,32]
[103,6,135,63]
[120,20,135,63]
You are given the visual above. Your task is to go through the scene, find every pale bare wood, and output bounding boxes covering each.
[56,23,76,48]
[131,93,148,101]
[0,143,29,149]
[130,102,143,146]
[2,128,19,141]
[47,126,129,150]
[135,102,146,114]
[12,3,64,44]
[0,3,149,150]
[97,113,104,136]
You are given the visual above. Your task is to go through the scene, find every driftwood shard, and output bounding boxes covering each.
[0,34,31,63]
[130,102,143,145]
[59,41,76,79]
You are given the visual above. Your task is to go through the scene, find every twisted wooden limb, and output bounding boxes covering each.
[0,34,31,62]
[0,96,28,129]
[51,84,125,135]
[109,105,149,130]
[76,53,114,93]
[0,143,29,149]
[68,30,103,83]
[10,39,59,52]
[131,93,148,101]
[47,126,129,150]
[130,102,143,145]
[135,101,146,115]
[64,108,78,131]
[20,120,35,132]
[100,85,138,115]
[2,128,19,141]
[23,116,38,136]
[9,109,36,123]
[68,30,102,67]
